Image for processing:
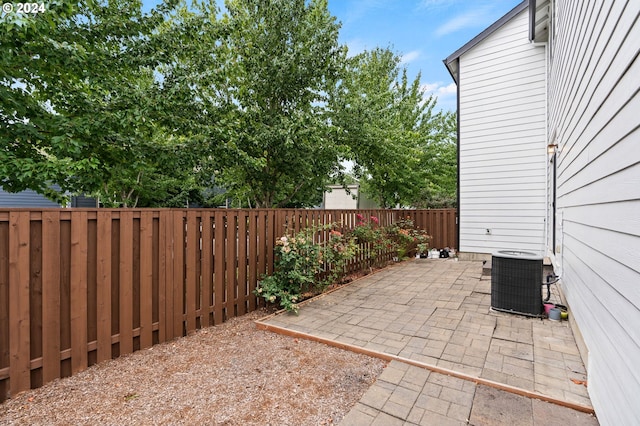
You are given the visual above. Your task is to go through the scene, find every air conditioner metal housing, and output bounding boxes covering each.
[491,250,543,316]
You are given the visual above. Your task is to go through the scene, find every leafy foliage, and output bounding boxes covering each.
[205,0,347,208]
[2,0,456,207]
[1,0,89,201]
[384,217,431,259]
[255,229,324,314]
[1,0,207,206]
[321,229,358,286]
[330,47,457,208]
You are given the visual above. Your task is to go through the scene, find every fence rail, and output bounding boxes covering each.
[0,208,456,401]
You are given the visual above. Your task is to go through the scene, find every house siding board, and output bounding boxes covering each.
[463,92,545,113]
[457,5,547,256]
[0,188,61,207]
[561,254,638,425]
[549,0,640,423]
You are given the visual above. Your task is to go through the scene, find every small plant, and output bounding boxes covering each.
[350,214,393,253]
[255,216,431,313]
[321,229,358,286]
[255,229,323,314]
[386,217,430,259]
[350,214,379,243]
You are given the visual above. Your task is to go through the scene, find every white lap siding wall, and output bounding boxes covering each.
[456,6,547,255]
[548,0,640,423]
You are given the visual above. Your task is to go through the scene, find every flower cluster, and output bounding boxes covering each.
[386,218,431,259]
[322,228,358,285]
[255,216,431,313]
[255,229,322,313]
[351,214,388,250]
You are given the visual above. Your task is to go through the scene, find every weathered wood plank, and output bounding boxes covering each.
[9,211,30,395]
[70,211,88,374]
[139,211,153,349]
[41,211,61,383]
[200,212,212,327]
[185,211,197,334]
[214,211,225,324]
[96,212,112,363]
[118,211,133,356]
[172,211,185,338]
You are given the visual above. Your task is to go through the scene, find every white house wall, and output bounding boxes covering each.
[548,0,640,423]
[458,8,547,254]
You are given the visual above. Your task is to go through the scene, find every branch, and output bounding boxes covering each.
[275,179,306,208]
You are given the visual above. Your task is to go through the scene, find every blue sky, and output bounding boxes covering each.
[327,0,523,111]
[142,0,524,111]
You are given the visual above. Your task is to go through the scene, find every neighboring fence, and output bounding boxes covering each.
[0,208,456,401]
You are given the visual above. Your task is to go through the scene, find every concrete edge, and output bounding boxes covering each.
[254,320,596,416]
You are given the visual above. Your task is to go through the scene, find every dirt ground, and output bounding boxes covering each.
[0,309,386,425]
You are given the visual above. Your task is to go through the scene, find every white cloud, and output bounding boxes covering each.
[417,0,461,11]
[421,82,456,95]
[400,50,421,64]
[435,6,494,37]
[421,81,457,111]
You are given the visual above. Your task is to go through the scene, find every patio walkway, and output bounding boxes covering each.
[256,259,599,425]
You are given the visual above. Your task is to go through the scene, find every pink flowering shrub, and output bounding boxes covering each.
[255,216,430,313]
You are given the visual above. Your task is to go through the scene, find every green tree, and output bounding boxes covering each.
[1,0,87,202]
[331,47,456,208]
[415,111,457,208]
[1,0,205,206]
[208,0,346,208]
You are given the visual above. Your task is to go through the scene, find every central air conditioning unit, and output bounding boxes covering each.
[491,250,543,316]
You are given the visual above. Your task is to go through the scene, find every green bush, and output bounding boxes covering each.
[386,218,431,259]
[255,228,323,314]
[255,218,431,313]
[321,229,358,287]
[351,214,394,253]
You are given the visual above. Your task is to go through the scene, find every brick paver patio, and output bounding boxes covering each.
[257,259,600,425]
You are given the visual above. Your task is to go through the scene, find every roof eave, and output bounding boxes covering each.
[443,0,529,82]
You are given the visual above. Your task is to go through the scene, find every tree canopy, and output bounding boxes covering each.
[1,0,457,208]
[331,47,456,208]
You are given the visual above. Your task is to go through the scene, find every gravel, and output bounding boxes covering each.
[0,309,386,425]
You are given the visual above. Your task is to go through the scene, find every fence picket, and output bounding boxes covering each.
[213,211,225,324]
[200,212,213,327]
[247,211,258,311]
[96,212,112,363]
[0,207,455,402]
[41,211,61,383]
[119,211,134,356]
[237,211,248,316]
[172,211,185,338]
[70,212,88,374]
[225,213,237,319]
[9,212,30,396]
[139,211,153,348]
[185,211,198,334]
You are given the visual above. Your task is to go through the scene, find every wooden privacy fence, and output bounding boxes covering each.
[0,208,457,401]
